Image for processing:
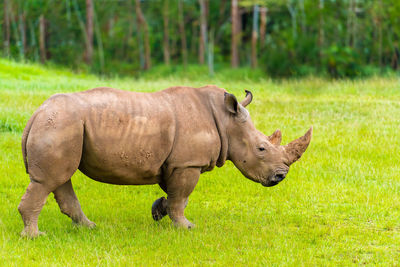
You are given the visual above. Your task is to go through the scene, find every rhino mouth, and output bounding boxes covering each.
[243,172,281,187]
[261,170,287,187]
[261,180,279,187]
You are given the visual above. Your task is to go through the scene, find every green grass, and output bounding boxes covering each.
[1,59,400,266]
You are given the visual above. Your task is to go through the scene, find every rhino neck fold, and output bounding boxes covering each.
[210,98,229,168]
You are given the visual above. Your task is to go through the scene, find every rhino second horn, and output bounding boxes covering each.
[240,90,253,107]
[284,127,313,165]
[268,129,282,146]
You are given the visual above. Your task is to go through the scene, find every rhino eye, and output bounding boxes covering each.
[258,147,265,151]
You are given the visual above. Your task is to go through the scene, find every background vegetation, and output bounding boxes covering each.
[1,59,400,266]
[1,0,400,78]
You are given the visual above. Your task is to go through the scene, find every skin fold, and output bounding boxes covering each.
[19,85,312,238]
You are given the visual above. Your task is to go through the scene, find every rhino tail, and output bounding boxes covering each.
[21,112,38,174]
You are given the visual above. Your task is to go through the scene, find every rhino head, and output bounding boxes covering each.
[224,90,312,187]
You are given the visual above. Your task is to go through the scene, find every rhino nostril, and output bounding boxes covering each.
[275,173,286,182]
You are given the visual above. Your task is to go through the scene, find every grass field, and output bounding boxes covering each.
[1,59,400,266]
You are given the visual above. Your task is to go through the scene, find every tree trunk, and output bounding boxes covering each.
[287,2,297,41]
[108,17,115,38]
[352,0,357,48]
[162,0,170,65]
[198,0,207,64]
[39,15,46,64]
[178,0,188,66]
[93,6,104,73]
[259,7,267,48]
[123,1,134,57]
[190,21,198,59]
[217,0,227,26]
[84,0,93,65]
[318,0,324,63]
[66,0,72,27]
[231,0,240,67]
[378,0,383,67]
[391,45,398,70]
[251,5,259,68]
[19,13,26,59]
[29,20,39,61]
[3,0,10,57]
[9,2,22,60]
[135,0,151,70]
[208,28,214,76]
[299,0,306,34]
[214,0,227,46]
[346,0,357,47]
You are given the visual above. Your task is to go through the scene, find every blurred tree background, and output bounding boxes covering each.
[1,0,399,78]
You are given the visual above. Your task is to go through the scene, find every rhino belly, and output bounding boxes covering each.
[79,149,164,185]
[78,110,175,185]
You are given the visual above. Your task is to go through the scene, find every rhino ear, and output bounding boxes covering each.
[268,129,282,145]
[224,92,239,114]
[284,127,313,165]
[240,90,253,107]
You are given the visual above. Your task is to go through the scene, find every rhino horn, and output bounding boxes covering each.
[240,90,253,107]
[268,129,282,145]
[284,127,313,165]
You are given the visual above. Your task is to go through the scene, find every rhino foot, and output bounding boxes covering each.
[152,197,168,221]
[73,219,96,229]
[174,218,195,229]
[20,229,46,239]
[85,221,97,229]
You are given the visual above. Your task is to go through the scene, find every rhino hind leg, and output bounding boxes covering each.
[53,180,95,228]
[19,110,85,237]
[151,197,168,221]
[18,182,50,238]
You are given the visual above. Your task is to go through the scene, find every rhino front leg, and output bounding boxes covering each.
[165,167,200,229]
[152,185,189,221]
[152,196,189,221]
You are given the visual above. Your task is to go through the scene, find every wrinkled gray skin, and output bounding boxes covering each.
[18,85,312,238]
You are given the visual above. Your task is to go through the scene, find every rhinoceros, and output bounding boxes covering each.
[18,85,312,238]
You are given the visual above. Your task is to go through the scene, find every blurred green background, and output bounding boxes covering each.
[1,0,400,78]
